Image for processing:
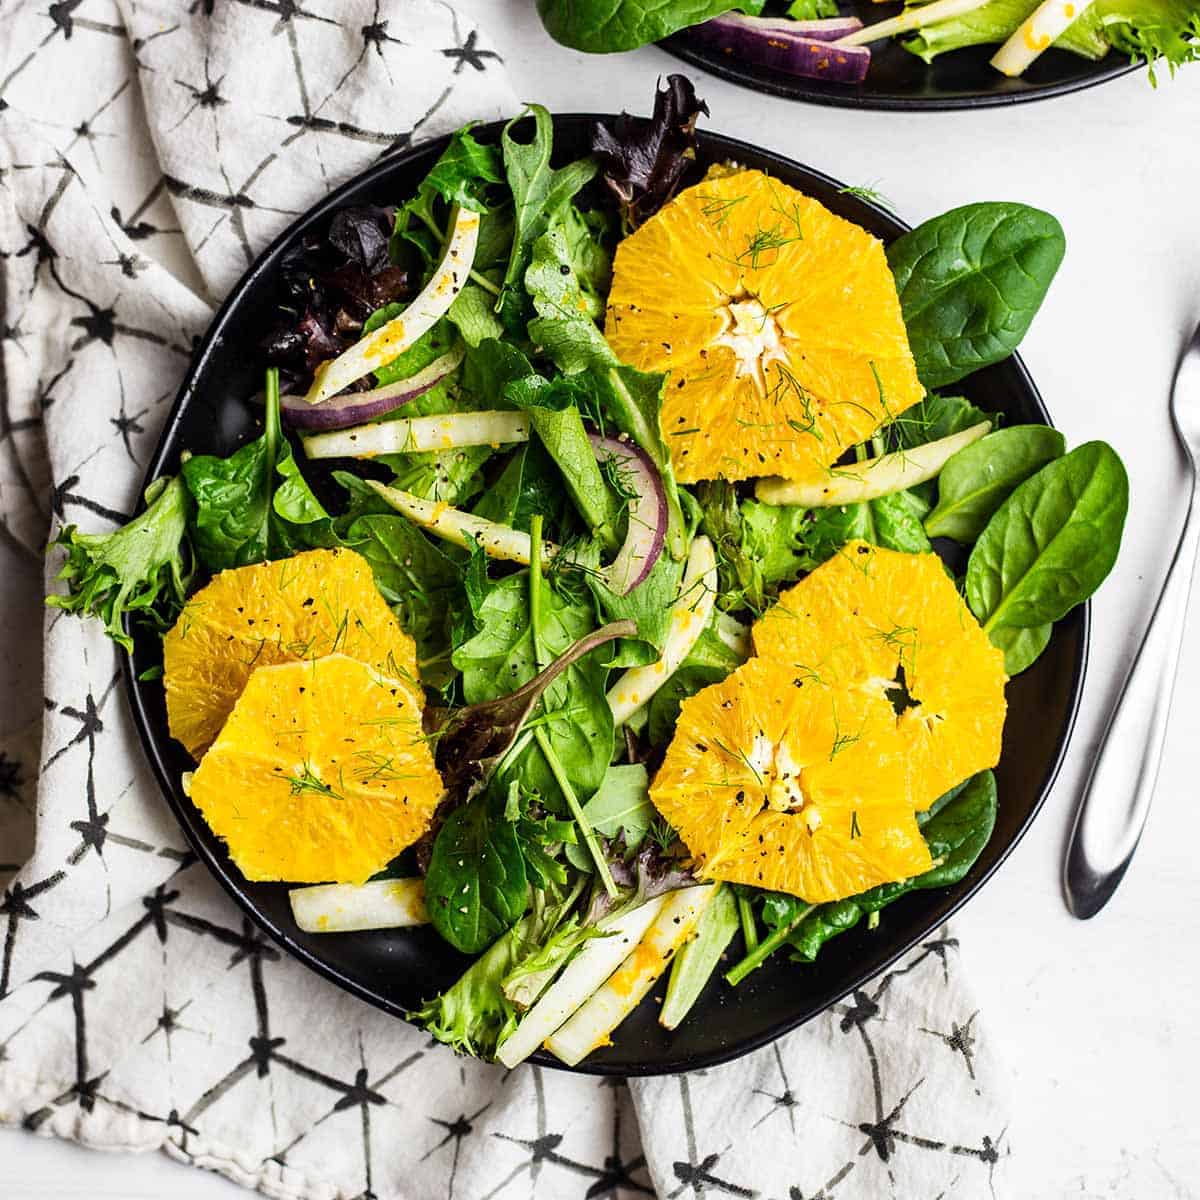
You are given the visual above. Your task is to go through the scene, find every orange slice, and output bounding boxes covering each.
[754,540,1007,810]
[649,655,932,902]
[164,548,419,760]
[605,168,923,484]
[189,655,442,884]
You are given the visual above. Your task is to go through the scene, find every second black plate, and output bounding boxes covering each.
[662,5,1138,110]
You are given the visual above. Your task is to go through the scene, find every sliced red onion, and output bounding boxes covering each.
[691,13,871,82]
[588,432,667,596]
[280,345,464,431]
[704,12,865,40]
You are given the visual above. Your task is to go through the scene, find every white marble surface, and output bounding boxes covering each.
[6,3,1200,1196]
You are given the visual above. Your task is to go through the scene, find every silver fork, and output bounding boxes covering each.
[1063,319,1200,918]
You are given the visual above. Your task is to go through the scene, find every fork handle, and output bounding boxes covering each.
[1064,483,1200,918]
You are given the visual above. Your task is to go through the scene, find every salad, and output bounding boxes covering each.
[537,0,1200,86]
[48,78,1128,1068]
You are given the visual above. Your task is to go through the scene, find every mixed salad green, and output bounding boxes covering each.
[49,78,1128,1066]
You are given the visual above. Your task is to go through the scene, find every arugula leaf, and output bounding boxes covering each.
[525,226,609,324]
[529,315,686,557]
[589,548,684,663]
[497,105,597,330]
[182,369,332,571]
[448,283,505,346]
[46,475,192,652]
[394,125,502,263]
[503,373,620,550]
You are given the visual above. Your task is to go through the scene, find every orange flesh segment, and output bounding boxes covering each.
[163,548,420,760]
[189,655,442,884]
[754,541,1008,811]
[605,169,923,484]
[650,654,932,902]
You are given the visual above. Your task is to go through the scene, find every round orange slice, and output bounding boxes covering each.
[164,547,419,760]
[605,168,923,484]
[649,654,932,902]
[189,654,442,883]
[754,540,1007,810]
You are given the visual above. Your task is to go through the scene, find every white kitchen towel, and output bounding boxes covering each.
[0,2,1011,1197]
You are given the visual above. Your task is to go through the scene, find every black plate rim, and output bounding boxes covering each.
[122,115,1090,1076]
[659,30,1140,110]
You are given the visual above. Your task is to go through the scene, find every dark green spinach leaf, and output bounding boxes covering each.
[536,0,763,52]
[966,441,1128,668]
[925,425,1066,542]
[182,370,332,570]
[425,790,528,954]
[887,203,1065,389]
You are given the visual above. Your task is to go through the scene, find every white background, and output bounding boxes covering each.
[5,1,1200,1195]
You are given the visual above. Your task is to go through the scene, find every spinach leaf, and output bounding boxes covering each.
[887,203,1065,389]
[989,622,1053,677]
[564,763,653,869]
[341,513,458,677]
[537,2,761,54]
[498,106,597,330]
[182,370,332,570]
[925,425,1066,542]
[425,790,528,954]
[452,572,615,810]
[768,770,997,963]
[965,442,1128,663]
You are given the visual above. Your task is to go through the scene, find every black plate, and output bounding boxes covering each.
[661,4,1138,110]
[125,115,1088,1076]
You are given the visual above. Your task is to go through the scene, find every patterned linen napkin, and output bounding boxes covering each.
[0,3,1011,1196]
